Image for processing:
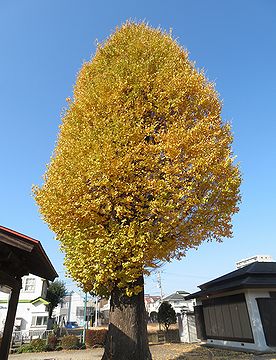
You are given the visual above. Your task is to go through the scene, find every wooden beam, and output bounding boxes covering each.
[0,271,21,290]
[0,233,34,252]
[0,245,30,278]
[0,285,11,294]
[0,282,21,360]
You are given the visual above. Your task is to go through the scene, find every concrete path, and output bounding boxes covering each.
[8,345,276,360]
[9,348,104,360]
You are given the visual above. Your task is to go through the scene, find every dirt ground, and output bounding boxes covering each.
[8,343,276,360]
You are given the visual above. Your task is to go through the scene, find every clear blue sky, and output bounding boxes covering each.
[1,0,275,296]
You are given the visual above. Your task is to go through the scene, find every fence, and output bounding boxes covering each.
[11,329,54,348]
[148,329,180,343]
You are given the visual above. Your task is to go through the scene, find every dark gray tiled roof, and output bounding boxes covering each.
[163,291,190,301]
[186,262,276,300]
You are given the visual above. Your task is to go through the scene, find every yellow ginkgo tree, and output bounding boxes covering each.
[34,22,241,360]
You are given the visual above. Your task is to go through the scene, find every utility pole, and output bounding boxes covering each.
[67,290,73,323]
[83,292,88,342]
[94,296,98,327]
[157,271,164,300]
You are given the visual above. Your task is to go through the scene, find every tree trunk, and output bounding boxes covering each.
[48,305,53,319]
[102,275,152,360]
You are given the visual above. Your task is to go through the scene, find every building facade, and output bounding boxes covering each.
[144,294,161,320]
[0,275,50,333]
[53,291,95,327]
[0,225,57,360]
[162,291,195,315]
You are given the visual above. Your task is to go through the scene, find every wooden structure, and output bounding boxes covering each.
[186,262,276,353]
[0,225,57,359]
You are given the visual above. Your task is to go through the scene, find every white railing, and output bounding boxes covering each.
[12,329,54,344]
[29,329,53,339]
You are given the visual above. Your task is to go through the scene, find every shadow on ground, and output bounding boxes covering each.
[150,343,259,360]
[172,345,276,360]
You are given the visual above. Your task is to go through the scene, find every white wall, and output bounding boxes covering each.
[0,274,49,332]
[54,291,85,326]
[179,313,199,343]
[0,275,47,302]
[0,300,49,332]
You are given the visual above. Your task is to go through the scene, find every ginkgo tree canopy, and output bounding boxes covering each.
[34,22,241,297]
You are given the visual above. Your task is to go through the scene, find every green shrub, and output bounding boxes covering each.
[47,333,58,351]
[17,343,33,353]
[85,329,107,348]
[52,322,61,336]
[30,338,47,352]
[61,334,79,350]
[17,338,47,353]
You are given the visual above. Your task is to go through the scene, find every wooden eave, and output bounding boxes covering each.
[0,225,58,281]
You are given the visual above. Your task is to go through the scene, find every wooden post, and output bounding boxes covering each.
[0,284,21,360]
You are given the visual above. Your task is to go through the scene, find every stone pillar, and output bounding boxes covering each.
[245,290,270,352]
[0,284,21,360]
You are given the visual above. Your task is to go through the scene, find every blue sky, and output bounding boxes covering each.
[0,0,275,296]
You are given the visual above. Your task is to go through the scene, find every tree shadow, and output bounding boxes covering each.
[169,344,256,360]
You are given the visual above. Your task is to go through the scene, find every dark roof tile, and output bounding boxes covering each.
[186,262,276,300]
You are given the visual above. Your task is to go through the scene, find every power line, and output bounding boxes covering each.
[164,271,210,280]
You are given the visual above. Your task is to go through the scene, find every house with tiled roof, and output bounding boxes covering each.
[163,290,194,315]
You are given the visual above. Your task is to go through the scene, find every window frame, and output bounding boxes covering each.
[31,316,48,327]
[23,277,36,293]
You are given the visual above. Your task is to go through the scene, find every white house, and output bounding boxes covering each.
[53,291,95,327]
[0,225,57,360]
[162,290,195,314]
[160,291,198,343]
[144,295,161,314]
[0,274,49,333]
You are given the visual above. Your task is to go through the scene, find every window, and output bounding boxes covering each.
[31,316,48,326]
[76,307,84,317]
[24,278,36,292]
[76,306,94,317]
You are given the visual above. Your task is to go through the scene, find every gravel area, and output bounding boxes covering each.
[8,344,276,360]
